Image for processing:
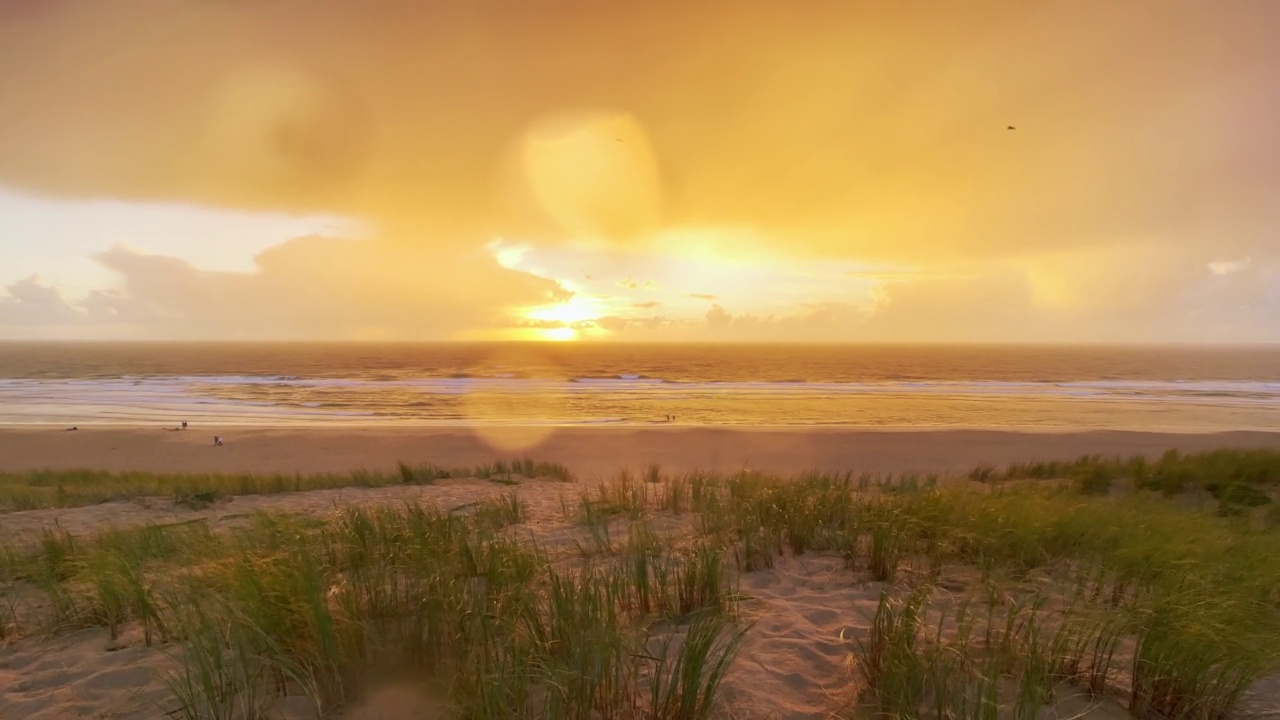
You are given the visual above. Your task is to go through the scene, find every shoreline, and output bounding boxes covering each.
[3,425,1280,478]
[4,418,1276,433]
[2,421,1259,431]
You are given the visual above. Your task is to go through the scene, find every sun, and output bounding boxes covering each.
[540,326,579,342]
[524,293,601,325]
[520,292,608,341]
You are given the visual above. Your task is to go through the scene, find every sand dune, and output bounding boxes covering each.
[3,430,1279,719]
[0,474,1149,720]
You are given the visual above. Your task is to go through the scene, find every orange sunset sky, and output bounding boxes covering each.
[1,0,1277,342]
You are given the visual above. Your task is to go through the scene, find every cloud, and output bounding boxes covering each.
[705,304,733,330]
[592,315,685,334]
[514,318,568,330]
[2,0,1277,266]
[1209,256,1251,276]
[75,236,568,339]
[858,253,1280,342]
[632,301,661,309]
[616,278,657,290]
[0,275,83,325]
[690,301,869,341]
[591,248,1280,343]
[672,277,1035,342]
[3,1,1280,343]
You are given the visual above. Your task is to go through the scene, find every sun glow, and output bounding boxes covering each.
[540,326,579,342]
[524,296,601,326]
[520,291,609,341]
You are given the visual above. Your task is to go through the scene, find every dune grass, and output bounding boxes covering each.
[0,457,575,511]
[2,499,743,718]
[7,447,1274,513]
[839,479,1280,718]
[991,448,1280,494]
[2,448,1279,718]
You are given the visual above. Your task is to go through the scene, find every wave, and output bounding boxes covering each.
[6,376,1280,397]
[569,375,663,385]
[3,389,1277,430]
[3,374,1280,429]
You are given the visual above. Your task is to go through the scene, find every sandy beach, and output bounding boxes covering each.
[5,425,1280,478]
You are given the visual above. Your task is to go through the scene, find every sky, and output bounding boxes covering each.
[1,0,1277,342]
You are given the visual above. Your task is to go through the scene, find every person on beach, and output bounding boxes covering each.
[182,421,188,430]
[213,435,223,446]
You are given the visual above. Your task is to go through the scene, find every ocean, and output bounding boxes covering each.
[1,343,1278,431]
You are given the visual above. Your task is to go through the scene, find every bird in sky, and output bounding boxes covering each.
[1007,125,1017,130]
